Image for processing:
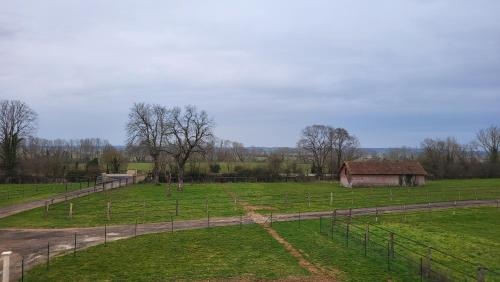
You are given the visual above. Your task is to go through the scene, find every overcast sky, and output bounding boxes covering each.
[1,1,499,147]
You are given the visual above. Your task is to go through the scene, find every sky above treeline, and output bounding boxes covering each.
[1,1,499,148]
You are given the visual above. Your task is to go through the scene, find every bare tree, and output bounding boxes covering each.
[330,128,360,172]
[231,141,247,162]
[165,106,213,191]
[126,103,170,184]
[297,125,332,176]
[0,100,37,179]
[477,125,500,163]
[102,145,128,173]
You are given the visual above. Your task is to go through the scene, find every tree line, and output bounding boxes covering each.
[383,126,500,178]
[1,99,499,184]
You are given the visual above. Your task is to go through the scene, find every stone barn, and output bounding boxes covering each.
[339,160,427,188]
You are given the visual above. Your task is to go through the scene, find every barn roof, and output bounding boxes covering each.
[341,160,428,176]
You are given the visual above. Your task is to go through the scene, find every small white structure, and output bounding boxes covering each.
[2,251,12,282]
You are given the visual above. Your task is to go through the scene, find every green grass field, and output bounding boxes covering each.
[0,179,499,228]
[128,161,311,174]
[23,207,500,281]
[25,225,309,281]
[0,183,242,228]
[0,182,89,208]
[229,178,500,214]
[273,207,500,281]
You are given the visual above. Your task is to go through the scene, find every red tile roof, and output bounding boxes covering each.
[342,160,428,176]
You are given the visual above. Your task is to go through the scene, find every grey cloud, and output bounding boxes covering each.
[0,0,499,147]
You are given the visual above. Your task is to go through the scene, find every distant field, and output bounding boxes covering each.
[0,178,499,228]
[127,161,311,174]
[25,224,309,281]
[0,182,89,208]
[273,207,500,281]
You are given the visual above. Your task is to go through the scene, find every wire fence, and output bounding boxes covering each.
[0,180,91,204]
[1,206,252,281]
[1,182,500,281]
[317,211,500,282]
[1,203,499,281]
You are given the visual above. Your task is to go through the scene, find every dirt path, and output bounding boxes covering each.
[224,189,337,280]
[0,198,497,281]
[0,177,134,219]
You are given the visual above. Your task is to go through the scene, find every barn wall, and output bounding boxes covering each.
[350,175,400,187]
[415,175,426,185]
[339,168,351,187]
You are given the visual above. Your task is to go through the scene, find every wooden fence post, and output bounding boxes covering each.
[45,201,50,216]
[107,202,111,221]
[134,219,138,237]
[389,232,395,258]
[346,223,350,247]
[46,242,50,269]
[69,202,73,219]
[74,233,77,257]
[477,267,485,282]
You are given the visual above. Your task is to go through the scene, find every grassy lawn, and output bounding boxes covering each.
[273,207,500,281]
[227,178,500,214]
[0,183,243,228]
[0,182,89,208]
[0,179,499,228]
[25,225,310,281]
[128,161,311,174]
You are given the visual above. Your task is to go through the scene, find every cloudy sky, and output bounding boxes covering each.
[1,1,499,147]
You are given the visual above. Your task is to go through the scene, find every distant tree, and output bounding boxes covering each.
[330,128,360,173]
[102,145,128,173]
[86,158,101,178]
[231,141,247,162]
[0,100,37,179]
[164,106,213,191]
[267,153,284,177]
[209,163,221,173]
[297,125,332,176]
[476,126,500,163]
[384,147,417,160]
[126,103,170,184]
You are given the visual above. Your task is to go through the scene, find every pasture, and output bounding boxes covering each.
[127,161,311,174]
[0,182,89,208]
[272,206,500,281]
[20,207,500,281]
[0,178,499,228]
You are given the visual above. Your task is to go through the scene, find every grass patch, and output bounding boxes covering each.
[0,183,242,228]
[0,183,88,208]
[272,207,500,281]
[227,179,500,214]
[1,179,499,228]
[25,225,310,281]
[128,161,311,174]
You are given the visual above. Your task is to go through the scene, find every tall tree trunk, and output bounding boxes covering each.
[177,163,184,191]
[152,154,160,185]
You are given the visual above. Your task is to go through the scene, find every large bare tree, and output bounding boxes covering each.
[126,103,170,184]
[330,128,360,172]
[164,106,213,191]
[297,125,332,176]
[0,100,37,179]
[476,126,500,163]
